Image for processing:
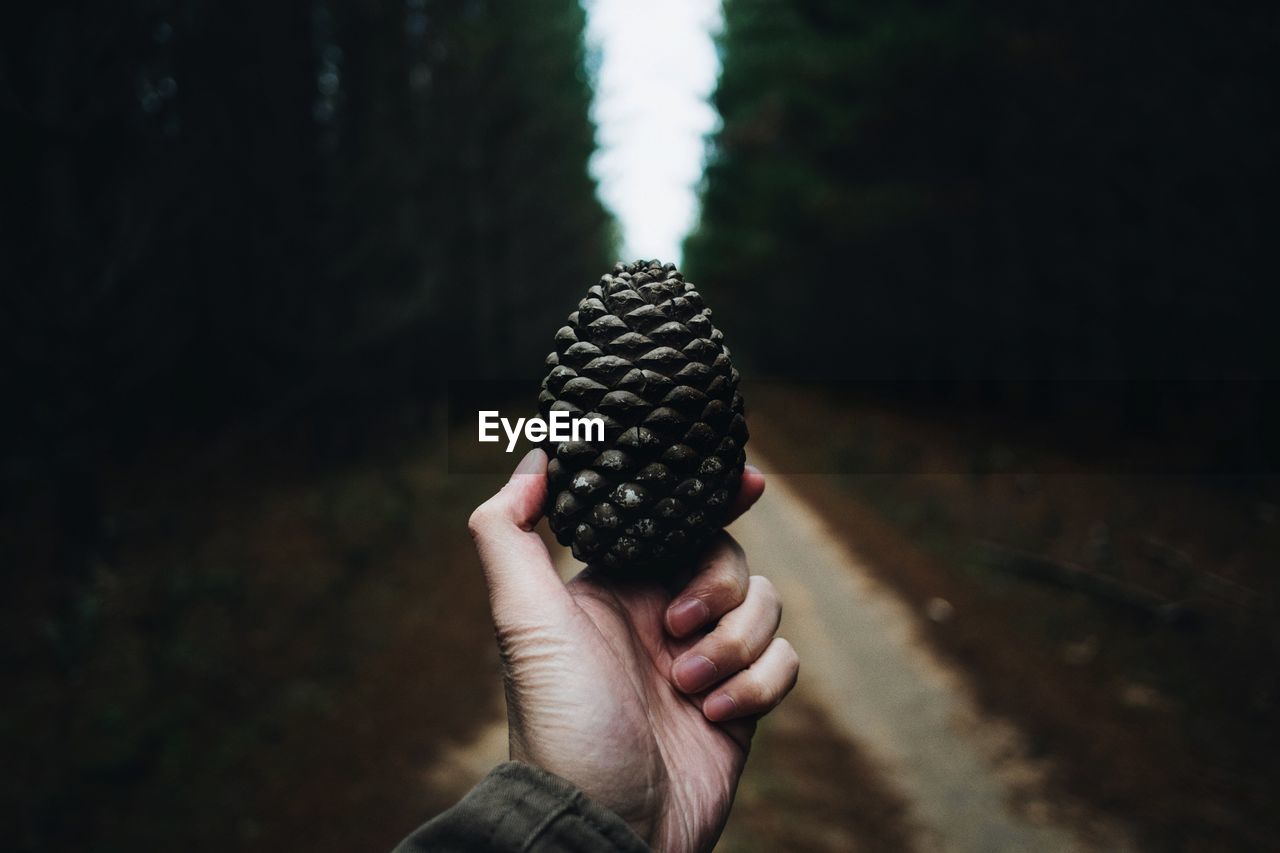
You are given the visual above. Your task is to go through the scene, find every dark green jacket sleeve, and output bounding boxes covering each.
[394,762,650,853]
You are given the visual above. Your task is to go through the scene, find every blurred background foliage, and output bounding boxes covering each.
[687,0,1279,471]
[2,0,613,486]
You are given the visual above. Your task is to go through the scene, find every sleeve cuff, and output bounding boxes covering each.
[395,761,650,852]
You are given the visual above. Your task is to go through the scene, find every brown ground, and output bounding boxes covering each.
[3,427,500,852]
[721,693,919,852]
[4,414,915,852]
[8,387,1274,850]
[748,385,1280,852]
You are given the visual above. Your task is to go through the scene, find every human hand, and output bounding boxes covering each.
[467,448,798,853]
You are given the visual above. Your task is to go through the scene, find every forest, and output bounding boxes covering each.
[688,0,1278,472]
[5,0,1277,489]
[3,0,613,488]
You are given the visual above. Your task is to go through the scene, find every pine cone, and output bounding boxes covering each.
[539,259,748,572]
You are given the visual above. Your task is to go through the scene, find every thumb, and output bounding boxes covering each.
[467,448,574,628]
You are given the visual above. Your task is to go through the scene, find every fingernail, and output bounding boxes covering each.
[512,448,545,478]
[704,693,737,721]
[673,655,718,693]
[667,598,709,636]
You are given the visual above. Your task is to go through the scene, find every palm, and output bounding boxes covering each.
[502,557,749,853]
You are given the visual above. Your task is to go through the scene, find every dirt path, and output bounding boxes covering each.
[733,459,1130,852]
[423,460,1130,851]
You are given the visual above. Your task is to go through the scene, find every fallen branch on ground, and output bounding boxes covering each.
[976,541,1197,626]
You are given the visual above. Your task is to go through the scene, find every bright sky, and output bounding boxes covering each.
[584,0,723,266]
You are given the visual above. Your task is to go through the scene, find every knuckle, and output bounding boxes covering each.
[467,500,497,539]
[745,669,775,708]
[730,633,756,667]
[750,574,779,604]
[759,669,795,709]
[703,558,748,607]
[750,575,783,630]
[777,637,800,668]
[705,631,751,669]
[778,640,801,690]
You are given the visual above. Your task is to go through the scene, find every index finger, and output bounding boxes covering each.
[665,533,751,638]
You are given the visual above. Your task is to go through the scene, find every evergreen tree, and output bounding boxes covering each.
[687,0,1279,458]
[0,0,614,479]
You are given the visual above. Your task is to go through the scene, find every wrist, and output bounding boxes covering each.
[507,748,659,848]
